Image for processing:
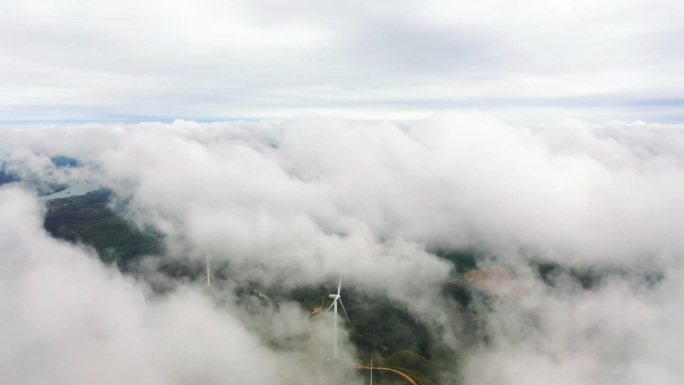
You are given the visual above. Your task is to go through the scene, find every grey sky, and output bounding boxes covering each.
[2,0,684,123]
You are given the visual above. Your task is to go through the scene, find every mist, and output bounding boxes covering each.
[2,110,684,384]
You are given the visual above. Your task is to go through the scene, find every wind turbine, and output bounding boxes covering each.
[206,249,211,286]
[327,275,351,359]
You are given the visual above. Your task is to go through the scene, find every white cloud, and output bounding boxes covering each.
[0,186,358,385]
[3,112,684,384]
[462,268,684,385]
[4,111,684,267]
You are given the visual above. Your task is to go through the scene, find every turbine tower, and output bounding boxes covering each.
[327,275,351,359]
[206,249,211,286]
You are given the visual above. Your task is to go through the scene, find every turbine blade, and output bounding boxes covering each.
[338,298,351,325]
[337,275,342,296]
[326,299,337,312]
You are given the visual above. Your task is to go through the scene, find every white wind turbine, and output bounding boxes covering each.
[327,275,351,359]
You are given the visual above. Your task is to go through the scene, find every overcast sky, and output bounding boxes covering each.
[2,0,684,124]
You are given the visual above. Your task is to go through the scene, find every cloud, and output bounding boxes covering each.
[0,186,360,385]
[4,111,684,270]
[461,267,684,385]
[2,111,684,384]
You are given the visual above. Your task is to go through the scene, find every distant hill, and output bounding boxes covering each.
[50,155,81,168]
[43,189,161,269]
[0,161,19,185]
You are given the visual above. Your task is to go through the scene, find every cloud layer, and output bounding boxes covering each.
[2,111,684,384]
[0,186,361,385]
